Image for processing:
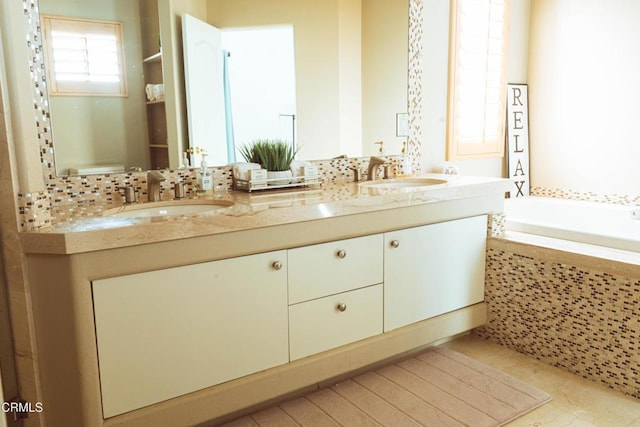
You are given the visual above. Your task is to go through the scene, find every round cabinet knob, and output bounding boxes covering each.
[336,249,347,259]
[271,261,283,271]
[337,303,347,312]
[390,240,400,248]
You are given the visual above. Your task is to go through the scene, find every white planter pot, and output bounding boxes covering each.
[267,170,292,186]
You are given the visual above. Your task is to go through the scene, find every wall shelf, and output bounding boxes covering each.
[143,51,162,63]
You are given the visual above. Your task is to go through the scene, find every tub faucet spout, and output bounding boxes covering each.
[147,170,166,202]
[367,156,387,180]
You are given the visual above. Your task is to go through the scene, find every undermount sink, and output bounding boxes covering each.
[104,200,234,218]
[359,177,447,189]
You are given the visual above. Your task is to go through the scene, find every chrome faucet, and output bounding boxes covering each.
[147,170,166,202]
[367,156,387,180]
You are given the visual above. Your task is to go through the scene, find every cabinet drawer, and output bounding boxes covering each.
[289,284,383,360]
[288,234,383,304]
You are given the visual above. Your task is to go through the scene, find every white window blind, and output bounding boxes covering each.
[447,0,510,159]
[42,15,128,96]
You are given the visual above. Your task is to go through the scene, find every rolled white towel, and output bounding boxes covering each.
[145,84,165,102]
[145,84,154,101]
[153,84,165,101]
[232,163,262,181]
[290,160,314,177]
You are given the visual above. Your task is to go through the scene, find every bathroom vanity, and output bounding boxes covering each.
[21,175,509,426]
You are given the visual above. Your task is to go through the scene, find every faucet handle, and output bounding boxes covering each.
[119,186,136,204]
[174,182,186,199]
[374,141,385,153]
[147,170,166,182]
[383,164,392,179]
[349,167,361,182]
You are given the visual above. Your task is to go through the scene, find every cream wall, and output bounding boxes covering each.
[528,0,640,196]
[40,0,150,173]
[206,0,351,160]
[160,0,208,167]
[207,0,408,160]
[338,0,363,158]
[362,0,409,157]
[0,377,5,427]
[0,9,39,420]
[420,0,531,177]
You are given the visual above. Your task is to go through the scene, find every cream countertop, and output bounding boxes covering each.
[20,174,511,255]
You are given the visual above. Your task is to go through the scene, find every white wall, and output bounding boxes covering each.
[529,0,640,196]
[420,0,530,176]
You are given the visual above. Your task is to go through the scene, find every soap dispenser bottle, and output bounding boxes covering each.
[196,153,213,194]
[180,151,190,169]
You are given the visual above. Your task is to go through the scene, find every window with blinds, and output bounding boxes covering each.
[42,15,128,97]
[446,0,510,160]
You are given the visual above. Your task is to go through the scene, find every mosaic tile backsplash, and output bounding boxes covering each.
[18,155,408,231]
[475,239,640,399]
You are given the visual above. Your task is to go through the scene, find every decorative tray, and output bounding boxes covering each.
[233,175,322,192]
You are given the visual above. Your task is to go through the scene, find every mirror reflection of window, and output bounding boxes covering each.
[42,15,128,96]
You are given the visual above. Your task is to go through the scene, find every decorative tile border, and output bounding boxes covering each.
[407,0,423,174]
[487,212,505,237]
[17,191,51,230]
[532,187,640,206]
[475,240,640,399]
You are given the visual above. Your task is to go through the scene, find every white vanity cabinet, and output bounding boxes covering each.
[88,217,487,417]
[287,235,384,360]
[383,215,488,331]
[92,250,289,418]
[23,179,508,427]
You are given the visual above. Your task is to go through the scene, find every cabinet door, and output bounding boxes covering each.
[384,216,487,332]
[93,251,288,418]
[288,234,383,304]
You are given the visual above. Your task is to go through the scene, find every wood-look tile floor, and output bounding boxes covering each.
[223,335,640,426]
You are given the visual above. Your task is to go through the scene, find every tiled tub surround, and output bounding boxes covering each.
[475,238,640,399]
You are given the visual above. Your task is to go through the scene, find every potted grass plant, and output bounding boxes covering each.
[240,139,299,185]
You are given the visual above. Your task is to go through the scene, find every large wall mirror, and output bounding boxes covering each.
[37,0,410,176]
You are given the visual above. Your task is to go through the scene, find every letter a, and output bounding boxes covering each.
[513,159,525,177]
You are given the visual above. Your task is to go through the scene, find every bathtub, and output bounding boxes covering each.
[504,196,640,254]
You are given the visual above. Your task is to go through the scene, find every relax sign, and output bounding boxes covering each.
[507,84,530,197]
